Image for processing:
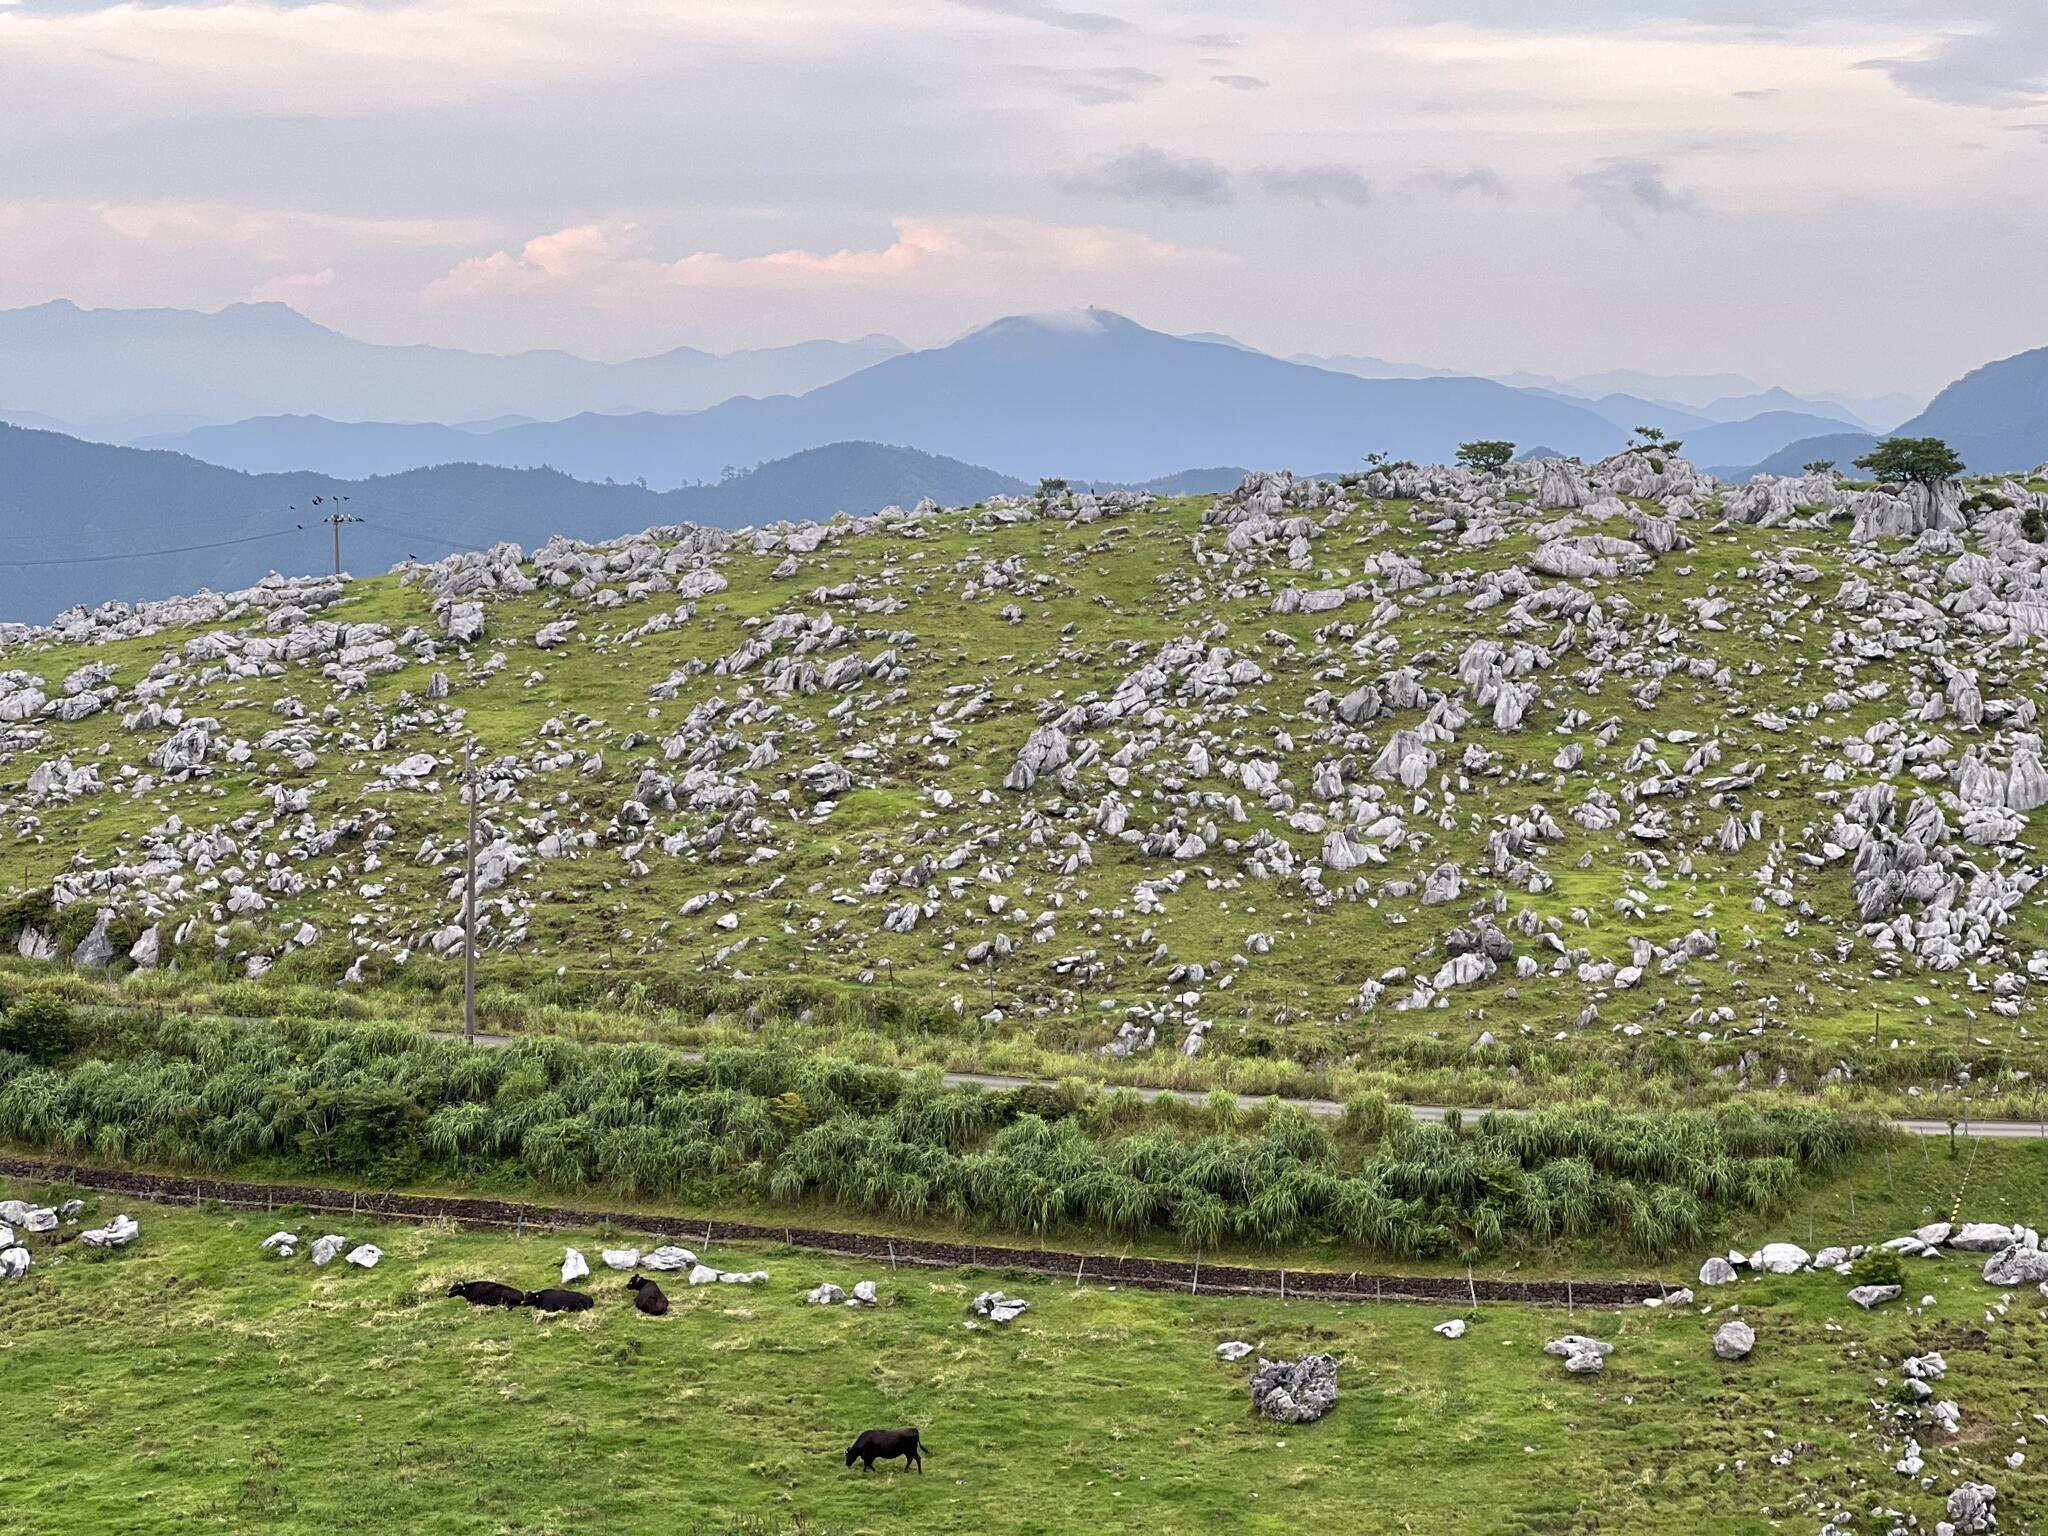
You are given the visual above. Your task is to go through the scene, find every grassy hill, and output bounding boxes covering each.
[3,454,2048,1123]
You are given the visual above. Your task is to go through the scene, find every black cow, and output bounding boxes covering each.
[845,1428,923,1474]
[447,1280,527,1308]
[626,1274,670,1316]
[525,1288,595,1314]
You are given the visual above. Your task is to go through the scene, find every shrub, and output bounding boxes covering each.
[1850,1247,1903,1289]
[0,994,76,1064]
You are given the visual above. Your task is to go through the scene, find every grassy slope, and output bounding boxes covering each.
[4,489,2047,1120]
[5,1186,2041,1535]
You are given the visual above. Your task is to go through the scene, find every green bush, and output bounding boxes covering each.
[0,993,76,1064]
[1849,1246,1903,1289]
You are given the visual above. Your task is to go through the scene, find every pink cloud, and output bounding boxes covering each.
[415,216,1223,353]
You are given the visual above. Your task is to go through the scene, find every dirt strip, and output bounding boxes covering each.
[0,1153,1668,1309]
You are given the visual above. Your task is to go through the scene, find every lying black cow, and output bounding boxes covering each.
[626,1274,670,1316]
[525,1287,595,1314]
[447,1280,527,1308]
[845,1428,923,1474]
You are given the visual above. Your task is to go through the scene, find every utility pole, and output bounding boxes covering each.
[302,494,360,577]
[463,742,479,1045]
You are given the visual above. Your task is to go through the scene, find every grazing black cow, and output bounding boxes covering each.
[626,1274,670,1317]
[447,1280,527,1308]
[845,1428,923,1474]
[525,1287,595,1314]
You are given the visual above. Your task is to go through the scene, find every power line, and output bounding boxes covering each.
[0,528,301,569]
[355,517,499,556]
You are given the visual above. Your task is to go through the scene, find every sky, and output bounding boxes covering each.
[0,0,2044,394]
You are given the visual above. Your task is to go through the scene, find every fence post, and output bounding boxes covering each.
[1191,1257,1199,1295]
[1467,1266,1477,1308]
[1280,1269,1286,1304]
[1074,1258,1084,1288]
[888,1241,897,1272]
[1567,1278,1573,1318]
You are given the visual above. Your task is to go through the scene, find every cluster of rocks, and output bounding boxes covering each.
[0,1198,132,1277]
[262,1230,381,1268]
[1544,1333,1614,1374]
[803,1279,880,1307]
[1248,1353,1339,1422]
[1698,1219,2048,1305]
[969,1289,1029,1324]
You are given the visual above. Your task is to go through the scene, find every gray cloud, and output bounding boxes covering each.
[1733,87,1780,99]
[1018,64,1163,104]
[1855,10,2048,107]
[1569,158,1700,230]
[1417,167,1511,199]
[951,0,1135,37]
[1249,163,1373,209]
[1060,145,1235,205]
[2010,122,2048,140]
[1211,74,1269,90]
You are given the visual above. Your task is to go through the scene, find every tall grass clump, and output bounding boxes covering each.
[0,1015,1883,1260]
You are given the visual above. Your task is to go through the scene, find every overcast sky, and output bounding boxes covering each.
[1,0,2043,393]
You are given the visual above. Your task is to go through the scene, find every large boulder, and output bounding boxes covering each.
[79,1214,139,1250]
[1748,1242,1810,1275]
[1249,1354,1339,1423]
[970,1290,1029,1324]
[1712,1319,1755,1360]
[1949,1223,2017,1253]
[1698,1256,1738,1286]
[1981,1244,2048,1287]
[1848,1283,1902,1309]
[1944,1481,1998,1535]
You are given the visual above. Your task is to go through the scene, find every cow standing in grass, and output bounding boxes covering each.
[845,1428,923,1474]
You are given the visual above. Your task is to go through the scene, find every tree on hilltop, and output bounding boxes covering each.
[1854,437,1964,498]
[1456,440,1515,474]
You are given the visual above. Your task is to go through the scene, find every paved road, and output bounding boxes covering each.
[437,1030,2048,1140]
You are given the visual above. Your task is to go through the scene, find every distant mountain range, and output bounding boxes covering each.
[0,428,1025,622]
[1299,356,1914,430]
[129,311,1652,487]
[1748,345,2048,479]
[0,299,905,436]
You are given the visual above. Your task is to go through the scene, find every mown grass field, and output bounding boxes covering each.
[3,1185,2041,1535]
